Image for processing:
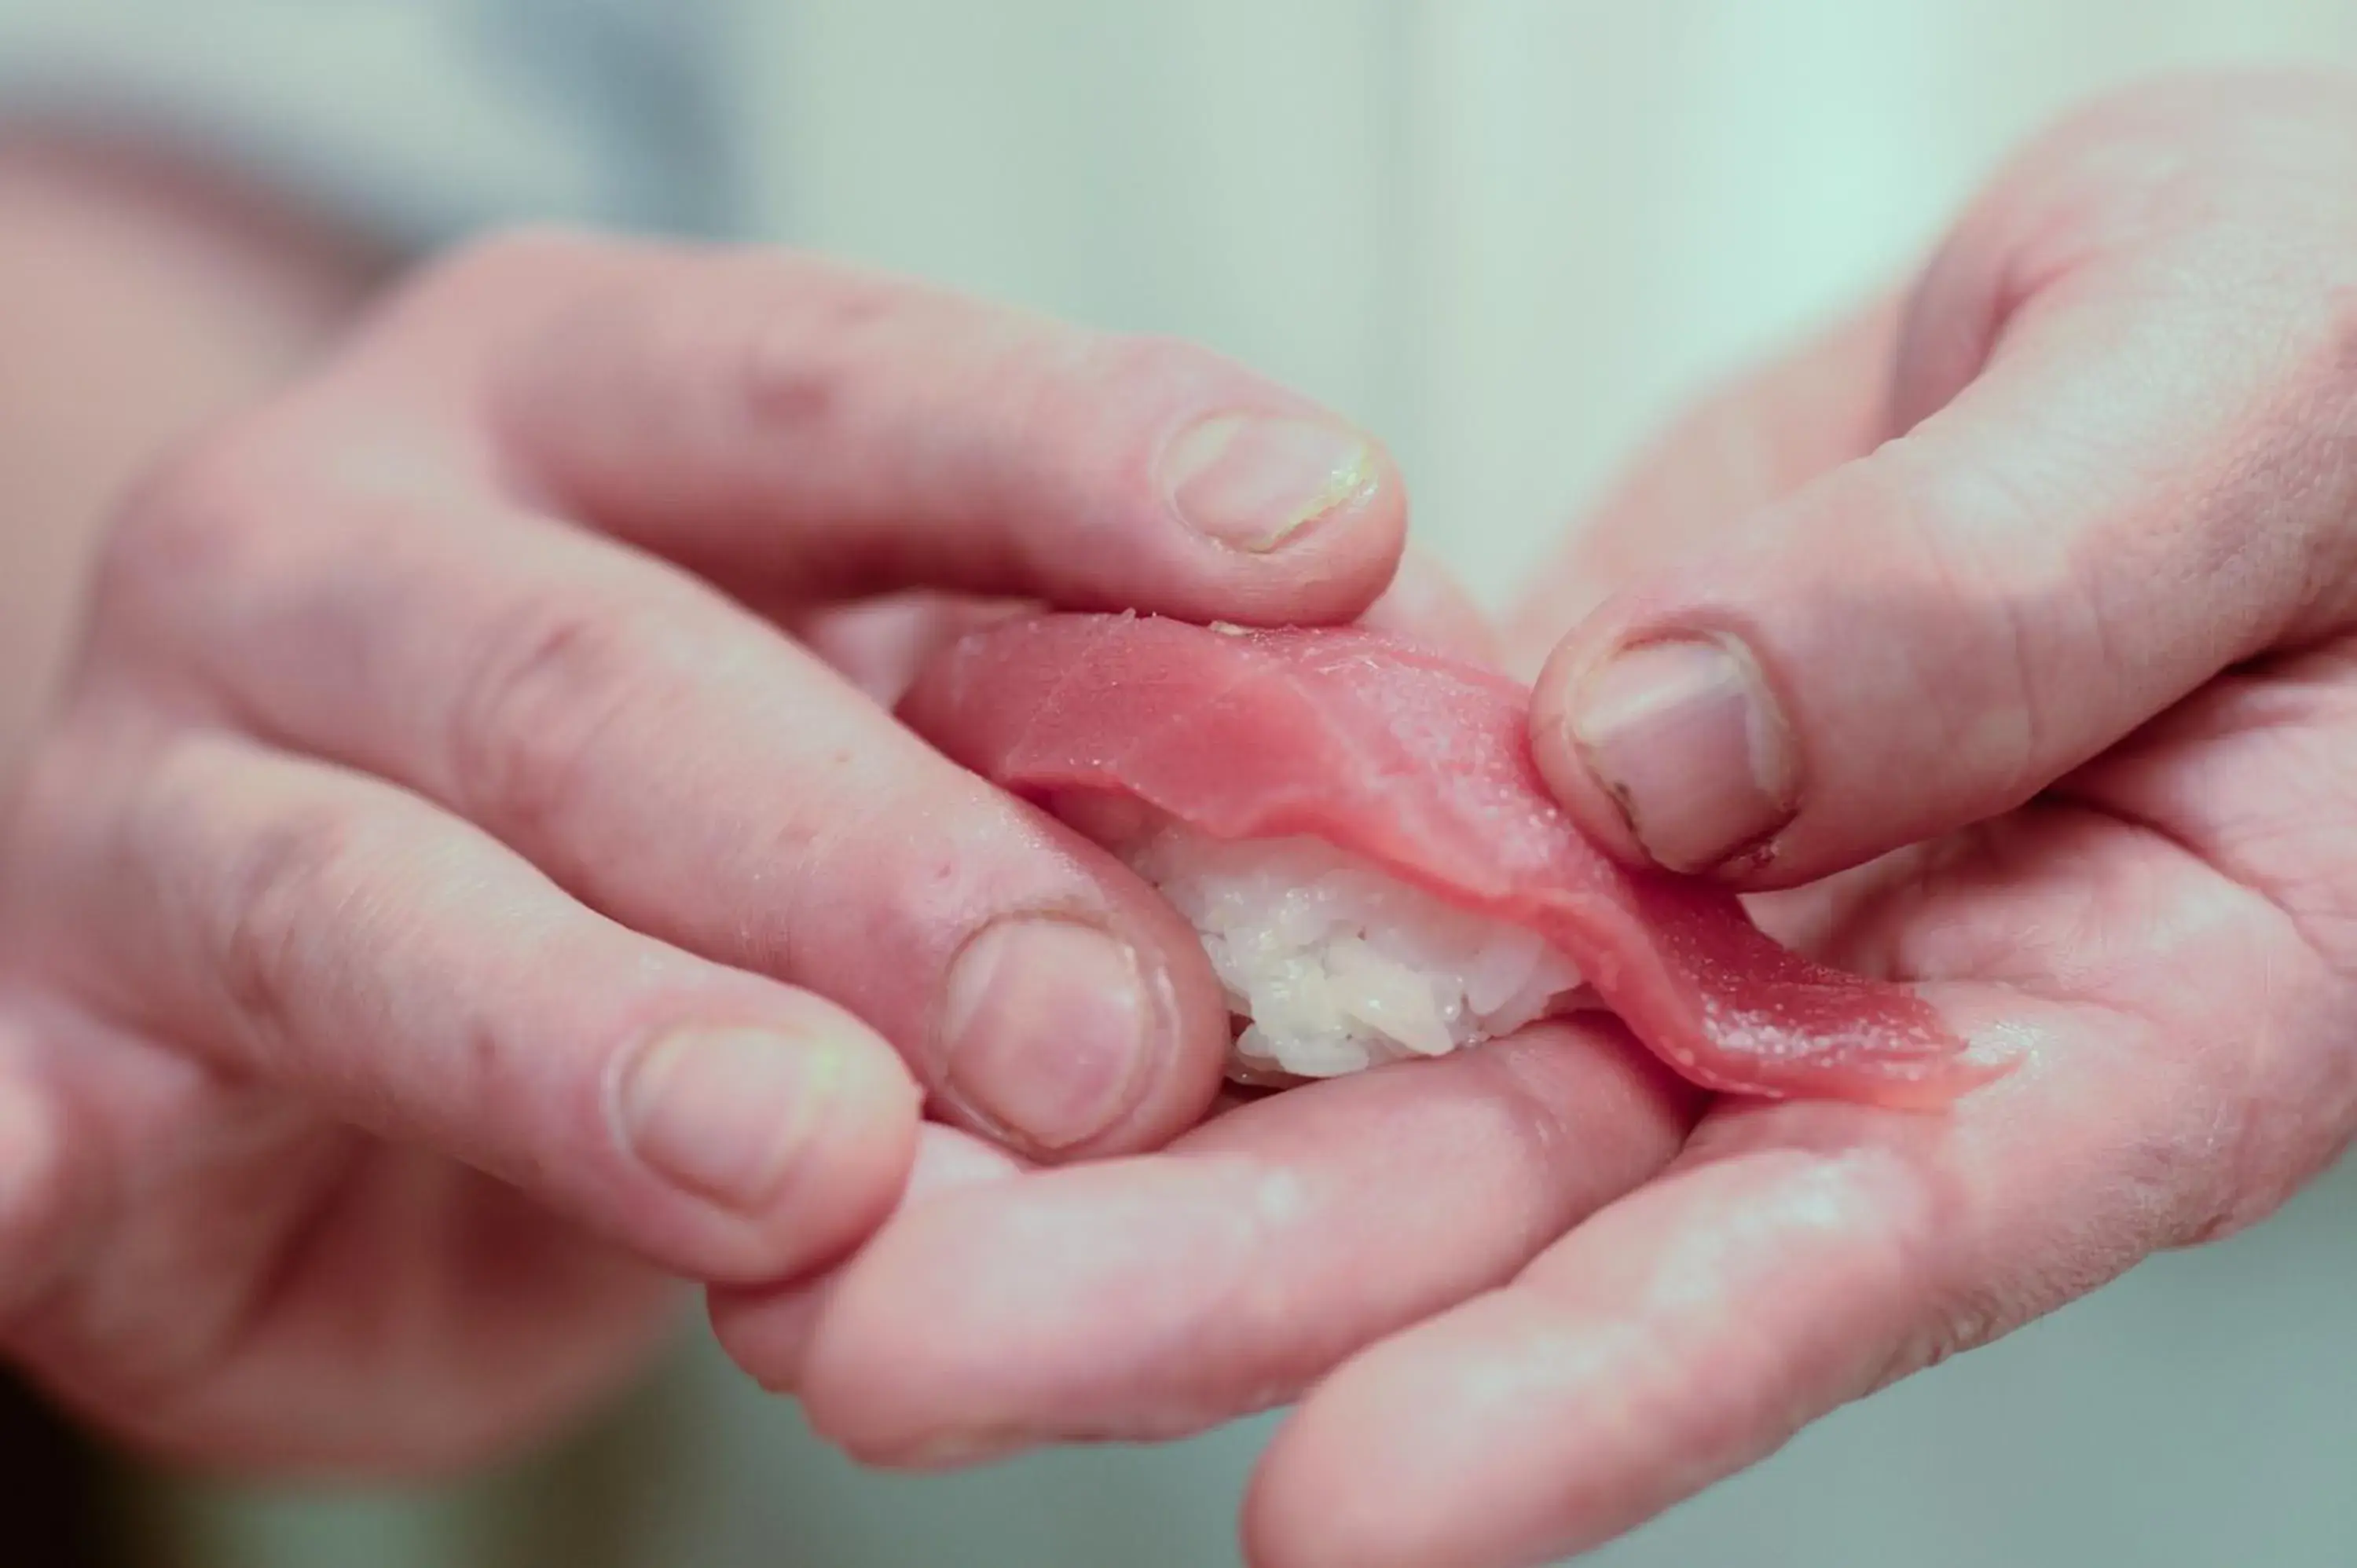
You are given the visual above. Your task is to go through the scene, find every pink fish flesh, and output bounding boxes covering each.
[898,613,1991,1108]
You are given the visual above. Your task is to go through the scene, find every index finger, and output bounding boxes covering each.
[413,233,1409,623]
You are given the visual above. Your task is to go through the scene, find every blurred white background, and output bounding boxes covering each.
[13,1,2357,1563]
[743,0,2357,610]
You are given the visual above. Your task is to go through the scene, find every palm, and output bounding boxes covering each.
[755,670,2356,1568]
[0,998,671,1471]
[1317,679,2357,1563]
[730,277,2357,1566]
[1215,328,2357,1561]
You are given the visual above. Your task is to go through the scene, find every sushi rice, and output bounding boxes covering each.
[1121,819,1585,1079]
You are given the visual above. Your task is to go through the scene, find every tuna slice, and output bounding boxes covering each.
[898,612,1991,1108]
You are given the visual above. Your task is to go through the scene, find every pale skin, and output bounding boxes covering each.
[720,68,2357,1568]
[0,137,1461,1467]
[5,66,2357,1568]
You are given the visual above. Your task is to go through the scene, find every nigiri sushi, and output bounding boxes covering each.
[900,612,1991,1108]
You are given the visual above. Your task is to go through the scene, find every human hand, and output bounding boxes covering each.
[0,230,1417,1470]
[724,71,2357,1567]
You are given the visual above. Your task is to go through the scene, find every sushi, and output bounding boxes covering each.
[1119,821,1582,1080]
[900,612,1991,1108]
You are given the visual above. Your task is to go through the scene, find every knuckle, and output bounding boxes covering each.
[211,800,371,1050]
[446,588,669,838]
[91,426,299,634]
[728,252,918,434]
[730,779,896,981]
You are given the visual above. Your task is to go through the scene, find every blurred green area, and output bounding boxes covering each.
[112,1332,1280,1568]
[57,1148,2357,1568]
[32,1136,2338,1565]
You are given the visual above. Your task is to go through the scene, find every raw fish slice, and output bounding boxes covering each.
[900,613,1992,1108]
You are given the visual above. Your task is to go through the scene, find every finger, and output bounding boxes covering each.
[706,1122,1026,1391]
[1244,889,2343,1568]
[14,721,918,1284]
[786,542,1494,711]
[130,473,1232,1160]
[1501,299,1901,677]
[1530,228,2357,885]
[718,1023,1697,1463]
[455,234,1407,624]
[1248,1122,1948,1568]
[787,593,1033,705]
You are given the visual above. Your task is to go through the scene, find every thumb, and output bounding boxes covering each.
[1530,230,2357,885]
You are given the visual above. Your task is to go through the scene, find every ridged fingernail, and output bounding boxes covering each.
[1568,635,1798,873]
[620,1028,842,1209]
[1162,413,1380,551]
[940,917,1157,1153]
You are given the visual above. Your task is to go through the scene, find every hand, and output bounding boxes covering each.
[0,229,1418,1471]
[721,71,2357,1567]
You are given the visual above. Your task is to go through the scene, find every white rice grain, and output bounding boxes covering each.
[1121,822,1584,1079]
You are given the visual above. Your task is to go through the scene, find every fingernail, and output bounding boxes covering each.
[1567,635,1798,874]
[1162,413,1380,551]
[940,917,1157,1152]
[620,1028,843,1209]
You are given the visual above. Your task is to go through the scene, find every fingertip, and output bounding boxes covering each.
[926,820,1233,1163]
[1161,412,1387,555]
[614,1003,922,1284]
[775,1018,929,1259]
[1240,1439,1317,1568]
[786,1149,1288,1464]
[1281,430,1411,622]
[1243,1398,1431,1568]
[1530,625,1802,877]
[1529,633,1659,868]
[783,1185,1024,1460]
[777,1021,928,1275]
[1083,876,1239,1152]
[709,1123,1023,1396]
[1147,404,1409,626]
[707,1283,827,1398]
